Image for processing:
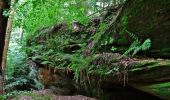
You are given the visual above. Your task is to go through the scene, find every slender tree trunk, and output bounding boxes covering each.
[0,0,9,69]
[0,0,9,94]
[1,0,15,94]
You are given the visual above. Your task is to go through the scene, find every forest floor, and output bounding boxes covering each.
[10,89,96,100]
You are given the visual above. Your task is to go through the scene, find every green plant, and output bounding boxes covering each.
[6,28,43,92]
[111,46,117,52]
[124,38,151,56]
[13,0,91,41]
[0,91,52,100]
[0,91,23,100]
[6,28,28,91]
[122,30,151,56]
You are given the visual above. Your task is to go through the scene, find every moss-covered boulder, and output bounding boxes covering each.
[88,54,170,100]
[115,0,170,58]
[25,1,170,99]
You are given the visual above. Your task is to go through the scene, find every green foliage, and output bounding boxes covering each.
[13,0,90,40]
[111,46,117,52]
[0,91,52,100]
[126,30,138,40]
[124,38,151,56]
[13,0,126,40]
[120,16,128,34]
[6,29,43,92]
[120,30,151,56]
[6,29,26,81]
[91,23,106,41]
[0,91,24,100]
[69,55,92,81]
[90,23,107,52]
[5,78,28,90]
[3,9,10,17]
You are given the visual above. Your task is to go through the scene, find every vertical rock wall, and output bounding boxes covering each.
[116,0,170,57]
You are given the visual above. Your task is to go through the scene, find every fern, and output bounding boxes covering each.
[140,39,151,51]
[124,38,151,56]
[5,78,28,90]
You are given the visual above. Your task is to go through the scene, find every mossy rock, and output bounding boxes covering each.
[133,82,170,100]
[115,0,170,58]
[88,56,170,99]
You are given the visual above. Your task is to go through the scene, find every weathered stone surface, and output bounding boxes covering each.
[37,67,76,95]
[88,54,170,100]
[132,82,170,100]
[115,0,170,58]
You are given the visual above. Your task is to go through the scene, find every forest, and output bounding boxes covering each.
[0,0,170,100]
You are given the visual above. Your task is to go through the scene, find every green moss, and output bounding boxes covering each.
[151,82,170,88]
[148,82,170,99]
[129,60,170,78]
[129,60,157,71]
[118,0,170,52]
[117,36,127,43]
[138,82,170,99]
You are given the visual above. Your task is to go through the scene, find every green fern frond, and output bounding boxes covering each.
[124,38,151,56]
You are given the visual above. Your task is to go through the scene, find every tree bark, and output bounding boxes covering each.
[0,0,9,94]
[0,0,9,70]
[0,0,15,94]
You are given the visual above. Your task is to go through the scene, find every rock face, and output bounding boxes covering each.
[86,53,170,100]
[37,67,76,95]
[115,0,170,58]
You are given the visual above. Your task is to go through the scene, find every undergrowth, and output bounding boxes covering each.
[0,91,52,100]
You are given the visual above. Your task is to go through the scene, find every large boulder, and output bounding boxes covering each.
[87,53,170,100]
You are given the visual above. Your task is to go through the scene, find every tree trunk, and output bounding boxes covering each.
[0,0,9,94]
[0,0,15,94]
[0,0,9,70]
